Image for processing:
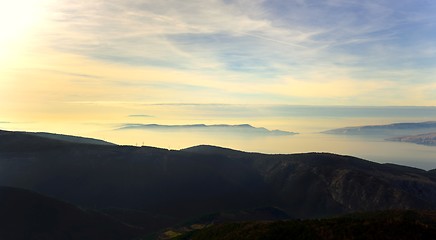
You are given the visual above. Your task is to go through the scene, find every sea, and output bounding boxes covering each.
[2,105,436,170]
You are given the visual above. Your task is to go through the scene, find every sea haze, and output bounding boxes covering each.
[2,105,436,169]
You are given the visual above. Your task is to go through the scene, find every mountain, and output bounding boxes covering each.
[0,186,144,240]
[117,123,297,136]
[175,210,436,240]
[2,129,436,236]
[182,144,249,157]
[0,129,114,147]
[387,132,436,146]
[29,132,115,145]
[323,121,436,136]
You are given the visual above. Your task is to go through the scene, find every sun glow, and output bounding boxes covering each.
[0,0,48,64]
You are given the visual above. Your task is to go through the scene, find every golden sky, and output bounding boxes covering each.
[1,0,436,134]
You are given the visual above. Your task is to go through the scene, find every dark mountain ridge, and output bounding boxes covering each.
[1,129,436,236]
[0,129,114,149]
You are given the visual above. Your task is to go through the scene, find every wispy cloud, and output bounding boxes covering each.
[47,1,435,68]
[4,0,436,110]
[128,114,154,118]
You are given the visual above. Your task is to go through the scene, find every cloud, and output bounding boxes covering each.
[128,114,154,118]
[4,0,436,109]
[44,1,436,70]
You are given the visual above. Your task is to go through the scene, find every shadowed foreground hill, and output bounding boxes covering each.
[0,186,143,240]
[1,130,436,235]
[175,210,436,240]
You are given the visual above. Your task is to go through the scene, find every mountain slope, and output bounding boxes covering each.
[29,132,115,145]
[1,131,436,234]
[0,129,114,149]
[175,210,436,240]
[0,186,144,240]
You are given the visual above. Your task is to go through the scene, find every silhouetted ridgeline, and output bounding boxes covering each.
[1,129,436,239]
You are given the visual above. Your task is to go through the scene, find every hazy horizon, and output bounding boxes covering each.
[2,105,436,170]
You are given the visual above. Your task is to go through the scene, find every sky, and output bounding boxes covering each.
[1,0,436,131]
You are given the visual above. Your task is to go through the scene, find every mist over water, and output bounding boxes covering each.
[103,106,436,170]
[2,105,436,169]
[104,129,436,170]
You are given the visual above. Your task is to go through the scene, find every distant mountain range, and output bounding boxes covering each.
[1,129,436,239]
[118,123,297,136]
[387,132,436,146]
[323,121,436,147]
[323,121,436,136]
